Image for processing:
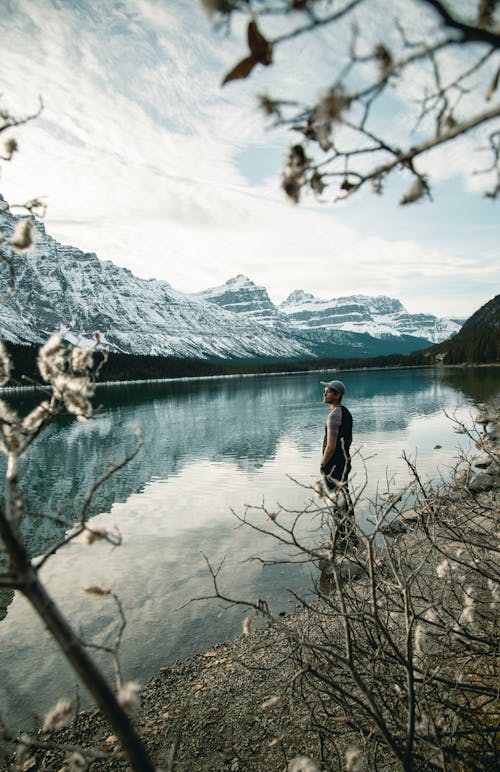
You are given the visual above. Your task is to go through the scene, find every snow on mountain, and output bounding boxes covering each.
[191,278,463,345]
[191,274,283,324]
[0,205,316,360]
[0,199,461,362]
[279,290,462,344]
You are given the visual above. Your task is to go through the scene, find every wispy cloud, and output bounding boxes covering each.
[0,0,497,318]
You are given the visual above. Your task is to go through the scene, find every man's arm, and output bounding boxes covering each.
[320,409,341,470]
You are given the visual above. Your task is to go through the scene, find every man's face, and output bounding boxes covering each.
[323,387,339,404]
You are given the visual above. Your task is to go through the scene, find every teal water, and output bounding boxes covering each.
[0,366,498,729]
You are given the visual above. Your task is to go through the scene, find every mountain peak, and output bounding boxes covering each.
[281,289,315,307]
[227,274,253,286]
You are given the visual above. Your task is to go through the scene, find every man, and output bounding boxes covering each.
[319,379,355,552]
[320,379,353,488]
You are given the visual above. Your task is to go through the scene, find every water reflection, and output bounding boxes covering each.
[0,367,484,558]
[0,367,494,729]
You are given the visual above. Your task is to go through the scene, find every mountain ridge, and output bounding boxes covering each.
[0,201,461,361]
[192,274,463,344]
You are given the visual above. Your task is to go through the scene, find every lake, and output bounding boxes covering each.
[0,366,498,730]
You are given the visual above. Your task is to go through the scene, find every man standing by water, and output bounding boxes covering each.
[320,379,353,487]
[319,379,355,551]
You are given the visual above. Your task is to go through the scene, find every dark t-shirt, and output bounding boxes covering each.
[322,405,353,481]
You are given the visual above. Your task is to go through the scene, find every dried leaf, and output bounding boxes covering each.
[222,20,272,86]
[222,56,257,85]
[340,178,356,192]
[200,0,234,17]
[486,64,500,101]
[311,172,326,196]
[400,177,428,205]
[375,44,392,78]
[247,20,272,64]
[478,0,497,27]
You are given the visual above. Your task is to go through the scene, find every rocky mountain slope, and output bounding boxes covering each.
[0,202,460,361]
[421,294,499,364]
[0,206,317,360]
[194,276,462,344]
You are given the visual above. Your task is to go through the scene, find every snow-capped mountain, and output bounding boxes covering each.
[192,274,282,324]
[0,206,317,360]
[190,278,462,344]
[0,201,460,361]
[279,289,462,343]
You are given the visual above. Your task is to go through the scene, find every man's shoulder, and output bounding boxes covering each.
[341,405,353,422]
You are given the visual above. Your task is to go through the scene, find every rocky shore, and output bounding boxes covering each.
[3,401,499,771]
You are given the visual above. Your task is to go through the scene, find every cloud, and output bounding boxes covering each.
[0,0,498,319]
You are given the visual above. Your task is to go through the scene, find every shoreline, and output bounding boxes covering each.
[0,362,497,394]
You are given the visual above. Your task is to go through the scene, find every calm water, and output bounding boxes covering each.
[0,366,498,729]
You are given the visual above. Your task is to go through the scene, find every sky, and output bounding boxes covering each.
[0,0,498,319]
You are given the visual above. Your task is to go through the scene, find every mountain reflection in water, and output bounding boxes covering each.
[0,367,494,729]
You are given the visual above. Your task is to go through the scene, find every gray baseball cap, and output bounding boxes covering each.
[320,379,345,394]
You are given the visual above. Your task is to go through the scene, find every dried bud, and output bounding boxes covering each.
[488,578,500,611]
[66,752,89,772]
[340,178,356,193]
[318,88,350,122]
[371,175,384,196]
[478,0,497,27]
[486,64,500,100]
[21,401,51,432]
[346,748,365,771]
[400,177,428,205]
[313,479,324,500]
[282,175,306,203]
[0,398,21,453]
[71,346,93,373]
[42,698,74,731]
[414,623,428,657]
[10,218,36,254]
[313,87,350,151]
[375,44,392,78]
[282,144,309,203]
[117,681,141,713]
[24,197,47,217]
[3,137,18,159]
[436,559,452,579]
[459,586,476,628]
[199,0,234,17]
[287,757,320,772]
[310,172,326,196]
[257,94,281,121]
[83,584,111,596]
[37,334,66,382]
[0,342,12,386]
[261,695,281,711]
[82,527,108,546]
[63,390,93,420]
[16,735,33,767]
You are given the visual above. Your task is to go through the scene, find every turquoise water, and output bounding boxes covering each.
[0,366,497,729]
